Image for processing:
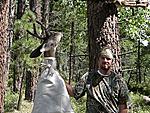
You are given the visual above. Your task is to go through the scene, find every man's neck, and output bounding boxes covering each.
[99,68,111,75]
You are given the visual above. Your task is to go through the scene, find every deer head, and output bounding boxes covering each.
[27,21,63,58]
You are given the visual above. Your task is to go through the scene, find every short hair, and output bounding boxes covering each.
[99,47,114,59]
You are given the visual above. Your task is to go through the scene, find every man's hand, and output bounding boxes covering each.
[119,104,128,113]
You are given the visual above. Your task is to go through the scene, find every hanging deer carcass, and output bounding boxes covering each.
[27,21,74,113]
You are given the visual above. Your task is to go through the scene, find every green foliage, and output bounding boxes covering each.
[130,93,150,113]
[4,90,18,112]
[12,9,42,69]
[53,0,88,79]
[129,76,150,96]
[14,10,36,38]
[11,36,41,67]
[119,7,150,88]
[118,7,150,40]
[71,96,86,113]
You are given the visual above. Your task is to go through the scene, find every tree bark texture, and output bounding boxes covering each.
[32,64,40,101]
[7,0,15,80]
[12,63,17,92]
[41,0,52,26]
[29,0,41,21]
[29,0,36,12]
[69,22,75,84]
[0,0,9,112]
[87,1,121,73]
[17,0,26,19]
[16,61,25,110]
[25,70,33,101]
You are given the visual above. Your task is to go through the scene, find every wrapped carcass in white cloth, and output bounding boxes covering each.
[27,24,74,113]
[32,58,74,113]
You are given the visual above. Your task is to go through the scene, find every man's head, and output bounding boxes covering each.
[98,47,114,71]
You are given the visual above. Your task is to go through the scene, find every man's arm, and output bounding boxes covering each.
[66,72,89,100]
[119,104,128,113]
[66,83,74,97]
[117,75,130,113]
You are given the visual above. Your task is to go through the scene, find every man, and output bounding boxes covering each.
[66,47,129,113]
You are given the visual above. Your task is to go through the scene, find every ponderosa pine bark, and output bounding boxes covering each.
[0,0,9,112]
[87,0,121,73]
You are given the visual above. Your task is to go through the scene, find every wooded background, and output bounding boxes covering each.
[0,0,150,113]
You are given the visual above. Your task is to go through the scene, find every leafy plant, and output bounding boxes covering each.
[130,92,150,113]
[4,90,18,112]
[71,96,86,113]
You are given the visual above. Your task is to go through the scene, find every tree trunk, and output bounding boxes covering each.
[16,62,25,110]
[32,62,40,101]
[12,62,17,92]
[29,0,41,21]
[29,0,36,12]
[137,39,141,83]
[41,0,51,26]
[17,0,26,19]
[87,1,121,73]
[69,22,75,84]
[0,0,9,112]
[25,70,33,101]
[7,0,15,83]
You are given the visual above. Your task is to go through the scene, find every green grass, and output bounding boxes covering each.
[5,100,33,113]
[4,92,150,113]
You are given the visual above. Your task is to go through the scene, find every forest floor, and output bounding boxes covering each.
[6,100,33,113]
[5,92,150,113]
[5,96,86,113]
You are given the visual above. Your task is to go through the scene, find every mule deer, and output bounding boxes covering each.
[28,21,74,113]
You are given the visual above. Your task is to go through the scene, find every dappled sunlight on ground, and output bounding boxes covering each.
[6,100,33,113]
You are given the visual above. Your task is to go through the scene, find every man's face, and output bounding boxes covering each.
[98,55,113,71]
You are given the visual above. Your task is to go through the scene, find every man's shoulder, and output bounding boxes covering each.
[110,71,124,81]
[81,70,96,79]
[80,70,98,83]
[111,72,128,88]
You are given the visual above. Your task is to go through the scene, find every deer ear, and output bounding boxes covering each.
[30,44,43,58]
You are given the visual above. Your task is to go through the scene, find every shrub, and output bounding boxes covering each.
[4,90,18,112]
[71,95,86,113]
[130,92,150,113]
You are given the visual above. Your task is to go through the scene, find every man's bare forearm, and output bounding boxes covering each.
[119,104,128,113]
[66,83,74,97]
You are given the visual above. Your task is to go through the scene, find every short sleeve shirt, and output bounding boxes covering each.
[73,70,129,113]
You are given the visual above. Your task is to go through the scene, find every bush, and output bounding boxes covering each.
[128,79,150,96]
[130,92,150,113]
[4,90,18,112]
[71,95,86,113]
